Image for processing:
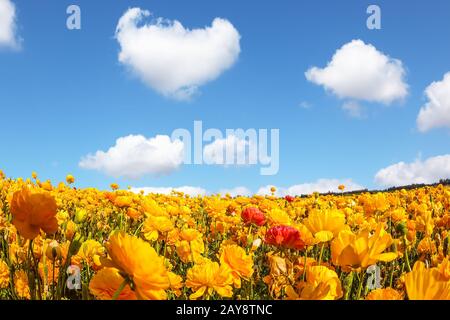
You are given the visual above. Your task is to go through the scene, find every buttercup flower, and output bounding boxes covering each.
[89,267,137,300]
[286,266,343,300]
[405,261,450,300]
[331,224,397,269]
[304,209,347,242]
[220,244,254,288]
[10,187,58,239]
[365,288,403,300]
[186,259,233,299]
[100,232,170,300]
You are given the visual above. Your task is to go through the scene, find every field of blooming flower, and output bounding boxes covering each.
[0,170,449,300]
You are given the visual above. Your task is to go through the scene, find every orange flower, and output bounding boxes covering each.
[0,260,9,289]
[186,259,233,299]
[10,188,58,239]
[365,288,403,300]
[101,232,170,300]
[286,266,343,300]
[89,268,137,300]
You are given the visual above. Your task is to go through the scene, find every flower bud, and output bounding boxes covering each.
[69,234,84,257]
[396,222,407,236]
[46,240,61,261]
[74,209,87,224]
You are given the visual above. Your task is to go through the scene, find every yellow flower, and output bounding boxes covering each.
[65,220,77,240]
[304,209,347,242]
[438,257,450,281]
[114,196,133,208]
[40,180,53,191]
[142,215,174,241]
[405,261,450,300]
[267,208,291,225]
[102,232,170,300]
[89,268,137,300]
[220,244,254,288]
[66,174,75,184]
[365,288,403,300]
[331,224,397,269]
[14,270,30,299]
[293,223,317,246]
[186,259,233,299]
[286,266,343,300]
[168,272,183,297]
[76,239,105,270]
[0,259,9,289]
[176,228,205,263]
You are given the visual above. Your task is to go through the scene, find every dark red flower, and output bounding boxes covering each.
[285,195,295,203]
[241,207,266,226]
[265,225,305,250]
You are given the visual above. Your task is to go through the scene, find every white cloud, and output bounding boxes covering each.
[375,154,450,187]
[115,8,241,100]
[79,135,184,179]
[305,39,408,104]
[417,72,450,132]
[257,179,364,196]
[130,186,206,196]
[218,186,252,197]
[0,0,20,49]
[203,134,257,165]
[342,101,366,118]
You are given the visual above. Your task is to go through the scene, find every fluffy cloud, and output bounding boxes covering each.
[375,154,450,187]
[218,186,252,197]
[417,72,450,132]
[203,135,257,165]
[0,0,20,49]
[115,8,241,100]
[257,179,364,196]
[305,39,408,104]
[79,135,184,179]
[130,186,206,196]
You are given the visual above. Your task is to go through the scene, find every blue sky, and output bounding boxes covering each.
[1,0,450,195]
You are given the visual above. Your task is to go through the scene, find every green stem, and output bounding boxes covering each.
[112,278,128,300]
[344,272,354,300]
[389,261,395,287]
[318,242,325,265]
[356,270,365,300]
[302,249,308,281]
[404,236,412,272]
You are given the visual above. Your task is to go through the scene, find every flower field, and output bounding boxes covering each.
[0,170,449,300]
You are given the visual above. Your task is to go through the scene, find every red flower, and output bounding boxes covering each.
[285,195,295,203]
[241,207,266,226]
[265,225,305,250]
